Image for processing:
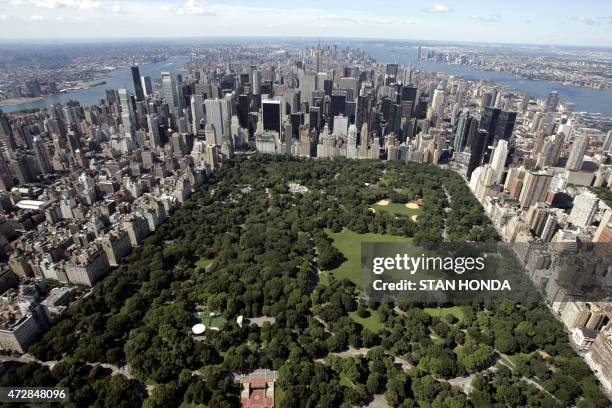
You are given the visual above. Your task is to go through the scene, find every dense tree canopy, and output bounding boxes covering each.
[6,155,606,407]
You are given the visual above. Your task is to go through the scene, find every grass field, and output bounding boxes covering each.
[339,375,354,387]
[323,228,413,285]
[195,258,212,270]
[373,202,422,218]
[348,309,384,333]
[423,306,466,322]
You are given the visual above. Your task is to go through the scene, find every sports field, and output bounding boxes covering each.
[372,201,422,219]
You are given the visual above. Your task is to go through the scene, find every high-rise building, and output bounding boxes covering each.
[602,130,612,153]
[540,134,564,167]
[479,107,516,161]
[204,99,224,144]
[490,140,509,184]
[453,109,470,152]
[467,129,488,179]
[32,136,51,175]
[329,93,346,130]
[262,99,282,134]
[141,76,153,97]
[545,91,560,113]
[429,84,445,118]
[191,94,205,135]
[338,77,358,101]
[131,66,145,102]
[493,110,517,143]
[161,72,180,117]
[118,88,136,135]
[299,71,316,106]
[146,114,161,147]
[333,115,349,139]
[565,133,588,171]
[252,70,262,95]
[238,94,250,129]
[519,171,552,208]
[479,107,501,142]
[568,191,599,228]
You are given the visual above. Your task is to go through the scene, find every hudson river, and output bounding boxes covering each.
[1,58,189,113]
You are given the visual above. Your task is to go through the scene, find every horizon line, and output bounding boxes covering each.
[0,35,611,50]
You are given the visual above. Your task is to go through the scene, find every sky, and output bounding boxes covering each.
[0,0,611,46]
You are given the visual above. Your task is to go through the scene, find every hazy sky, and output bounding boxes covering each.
[0,0,611,46]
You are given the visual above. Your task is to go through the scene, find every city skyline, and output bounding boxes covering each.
[0,0,611,47]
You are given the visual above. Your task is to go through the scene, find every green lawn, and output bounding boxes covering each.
[275,386,285,406]
[178,402,205,408]
[348,309,384,333]
[373,202,422,218]
[324,228,413,285]
[339,375,354,388]
[423,306,466,322]
[195,259,212,270]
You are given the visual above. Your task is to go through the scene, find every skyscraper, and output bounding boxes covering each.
[333,115,349,139]
[161,72,180,117]
[141,76,153,97]
[191,94,205,135]
[545,91,560,113]
[493,110,517,143]
[565,133,588,171]
[429,84,445,118]
[569,191,599,228]
[262,99,282,134]
[479,107,501,142]
[237,94,250,129]
[118,88,136,135]
[131,66,145,102]
[519,171,552,208]
[453,110,470,152]
[479,107,516,161]
[602,130,612,153]
[252,70,262,95]
[32,136,52,175]
[204,99,224,144]
[490,140,509,184]
[299,71,316,106]
[467,129,488,179]
[329,93,346,130]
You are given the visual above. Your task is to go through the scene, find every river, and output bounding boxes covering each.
[2,43,612,116]
[1,58,190,113]
[360,42,612,116]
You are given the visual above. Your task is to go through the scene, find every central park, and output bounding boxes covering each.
[2,155,608,407]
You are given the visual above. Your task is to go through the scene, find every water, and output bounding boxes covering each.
[1,58,190,113]
[361,43,612,116]
[2,44,612,116]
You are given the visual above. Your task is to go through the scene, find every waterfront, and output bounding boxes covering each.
[361,42,612,116]
[1,57,190,113]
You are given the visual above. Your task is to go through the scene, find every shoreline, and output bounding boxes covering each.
[0,96,45,106]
